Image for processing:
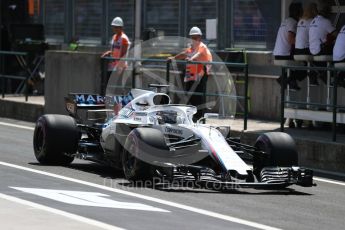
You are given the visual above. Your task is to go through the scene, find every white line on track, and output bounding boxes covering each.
[0,161,280,230]
[0,121,34,130]
[314,177,345,186]
[0,193,125,230]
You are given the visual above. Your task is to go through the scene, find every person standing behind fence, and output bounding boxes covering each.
[309,5,337,56]
[273,2,303,90]
[333,25,345,63]
[167,26,212,121]
[308,4,337,84]
[294,2,319,85]
[333,25,345,87]
[295,3,318,55]
[101,17,130,92]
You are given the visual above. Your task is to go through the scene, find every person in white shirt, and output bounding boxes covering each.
[308,4,337,85]
[295,3,318,55]
[273,2,303,59]
[333,25,345,62]
[273,16,298,58]
[294,2,319,86]
[333,25,345,87]
[273,2,303,90]
[309,5,337,55]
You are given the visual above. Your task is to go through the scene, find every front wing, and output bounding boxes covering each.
[154,165,315,190]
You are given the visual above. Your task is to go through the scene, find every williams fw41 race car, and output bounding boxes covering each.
[33,85,315,190]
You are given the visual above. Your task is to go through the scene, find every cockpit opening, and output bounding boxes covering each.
[153,94,170,105]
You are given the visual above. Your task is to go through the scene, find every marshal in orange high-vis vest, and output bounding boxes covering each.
[184,42,212,82]
[109,32,130,71]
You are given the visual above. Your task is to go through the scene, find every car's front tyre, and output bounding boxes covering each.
[253,132,298,182]
[122,130,152,181]
[122,128,169,181]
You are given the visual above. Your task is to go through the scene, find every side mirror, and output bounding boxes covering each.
[216,126,231,138]
[196,113,219,125]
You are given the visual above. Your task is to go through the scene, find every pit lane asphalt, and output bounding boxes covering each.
[0,117,345,230]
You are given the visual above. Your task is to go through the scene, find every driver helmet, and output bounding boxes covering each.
[157,110,178,124]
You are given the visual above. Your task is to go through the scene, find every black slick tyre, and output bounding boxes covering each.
[122,128,168,181]
[33,114,80,165]
[253,132,298,181]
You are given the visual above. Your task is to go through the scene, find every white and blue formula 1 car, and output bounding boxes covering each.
[33,85,314,190]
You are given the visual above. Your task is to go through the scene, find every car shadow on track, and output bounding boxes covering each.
[117,182,312,195]
[29,162,124,179]
[67,162,124,179]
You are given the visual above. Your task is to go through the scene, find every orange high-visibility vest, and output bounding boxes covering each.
[185,42,212,82]
[109,32,129,70]
[28,0,35,16]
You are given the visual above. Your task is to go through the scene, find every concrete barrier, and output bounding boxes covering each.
[0,98,43,122]
[44,51,102,114]
[231,129,345,174]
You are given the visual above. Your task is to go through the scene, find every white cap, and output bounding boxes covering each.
[189,26,202,36]
[111,17,123,27]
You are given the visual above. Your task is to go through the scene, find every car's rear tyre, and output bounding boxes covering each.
[122,128,168,181]
[253,132,298,181]
[33,114,80,165]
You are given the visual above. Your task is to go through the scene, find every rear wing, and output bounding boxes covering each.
[65,93,105,116]
[64,92,134,118]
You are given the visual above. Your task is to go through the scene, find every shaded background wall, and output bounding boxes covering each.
[1,0,283,50]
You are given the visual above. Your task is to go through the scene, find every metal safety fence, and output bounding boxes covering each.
[280,65,345,141]
[0,50,44,102]
[0,51,30,101]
